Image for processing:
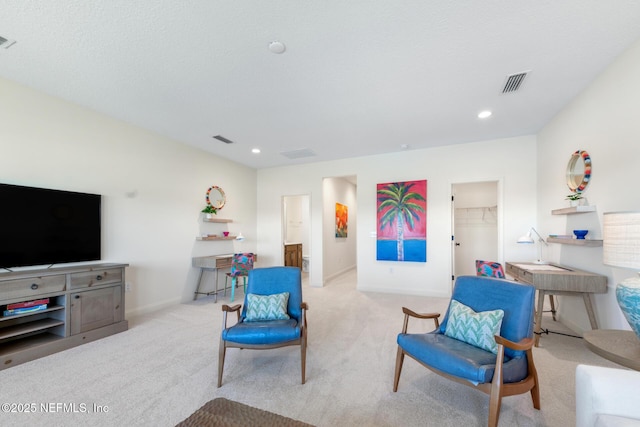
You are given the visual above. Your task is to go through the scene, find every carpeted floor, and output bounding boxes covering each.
[0,269,625,426]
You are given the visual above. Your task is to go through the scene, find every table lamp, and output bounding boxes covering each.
[517,227,548,264]
[603,211,640,339]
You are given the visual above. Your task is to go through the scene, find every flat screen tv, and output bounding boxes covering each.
[0,183,101,269]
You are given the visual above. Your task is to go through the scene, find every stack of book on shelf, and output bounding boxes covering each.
[3,298,49,317]
[548,234,573,239]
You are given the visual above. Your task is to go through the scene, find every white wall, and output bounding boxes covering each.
[284,195,310,249]
[323,177,357,281]
[0,77,257,316]
[537,37,640,333]
[257,136,537,297]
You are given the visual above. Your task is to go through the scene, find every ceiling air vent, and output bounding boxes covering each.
[280,148,316,160]
[0,36,16,49]
[502,71,529,94]
[212,135,234,144]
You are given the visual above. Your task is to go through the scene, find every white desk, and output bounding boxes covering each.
[192,254,257,302]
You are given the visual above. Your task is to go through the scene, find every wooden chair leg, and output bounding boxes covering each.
[527,349,541,409]
[393,346,405,392]
[217,339,226,388]
[488,383,503,427]
[488,345,505,427]
[300,336,307,384]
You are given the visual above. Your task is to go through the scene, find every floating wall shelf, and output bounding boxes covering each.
[196,235,237,241]
[547,237,603,247]
[203,218,233,223]
[551,206,597,215]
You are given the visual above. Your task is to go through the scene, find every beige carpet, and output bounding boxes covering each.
[0,269,625,426]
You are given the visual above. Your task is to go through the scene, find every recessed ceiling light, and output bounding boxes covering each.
[252,148,261,154]
[400,144,409,150]
[478,110,492,119]
[268,41,286,54]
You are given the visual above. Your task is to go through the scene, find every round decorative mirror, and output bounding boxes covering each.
[205,186,226,210]
[566,150,592,192]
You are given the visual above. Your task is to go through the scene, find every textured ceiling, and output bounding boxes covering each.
[2,1,640,169]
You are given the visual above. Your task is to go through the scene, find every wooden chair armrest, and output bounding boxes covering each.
[401,307,441,334]
[221,304,242,329]
[222,304,241,312]
[301,302,308,329]
[494,336,534,351]
[402,307,440,320]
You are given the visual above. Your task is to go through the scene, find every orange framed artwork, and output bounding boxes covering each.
[335,203,348,238]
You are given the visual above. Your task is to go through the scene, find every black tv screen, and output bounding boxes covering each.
[0,183,101,269]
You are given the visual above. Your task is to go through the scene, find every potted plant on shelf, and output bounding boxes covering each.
[566,192,585,207]
[201,205,217,219]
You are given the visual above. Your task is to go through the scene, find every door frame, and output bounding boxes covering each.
[451,179,504,288]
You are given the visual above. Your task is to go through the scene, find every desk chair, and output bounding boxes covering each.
[475,260,506,278]
[225,253,254,302]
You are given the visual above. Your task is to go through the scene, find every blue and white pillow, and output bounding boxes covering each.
[444,299,504,354]
[245,292,290,322]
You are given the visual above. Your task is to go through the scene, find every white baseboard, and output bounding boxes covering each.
[126,297,181,319]
[323,265,356,284]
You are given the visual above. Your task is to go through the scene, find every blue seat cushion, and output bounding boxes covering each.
[222,319,300,345]
[397,332,528,384]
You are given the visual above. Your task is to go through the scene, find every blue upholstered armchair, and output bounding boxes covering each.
[217,266,308,387]
[393,275,540,427]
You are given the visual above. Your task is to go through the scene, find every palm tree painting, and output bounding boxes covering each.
[376,180,427,262]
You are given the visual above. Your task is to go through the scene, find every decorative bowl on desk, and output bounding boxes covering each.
[223,231,230,237]
[573,229,589,239]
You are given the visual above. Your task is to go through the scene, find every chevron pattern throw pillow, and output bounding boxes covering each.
[245,292,290,322]
[444,299,504,354]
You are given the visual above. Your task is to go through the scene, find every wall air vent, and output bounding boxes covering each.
[213,135,234,144]
[502,71,529,93]
[280,148,317,159]
[0,36,16,49]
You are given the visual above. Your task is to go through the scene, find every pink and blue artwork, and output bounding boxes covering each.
[376,180,427,262]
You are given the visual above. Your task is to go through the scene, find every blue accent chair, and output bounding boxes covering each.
[393,275,540,427]
[218,266,308,387]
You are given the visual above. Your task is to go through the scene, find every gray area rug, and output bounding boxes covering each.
[176,397,313,427]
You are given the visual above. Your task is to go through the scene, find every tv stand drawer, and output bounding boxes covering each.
[70,268,123,289]
[2,275,66,301]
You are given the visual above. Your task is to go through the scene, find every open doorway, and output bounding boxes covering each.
[322,176,357,285]
[282,195,310,281]
[451,181,500,281]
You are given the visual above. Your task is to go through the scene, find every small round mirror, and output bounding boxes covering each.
[205,186,226,210]
[566,150,591,193]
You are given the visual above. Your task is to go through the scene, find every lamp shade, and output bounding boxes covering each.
[603,212,640,269]
[517,232,534,244]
